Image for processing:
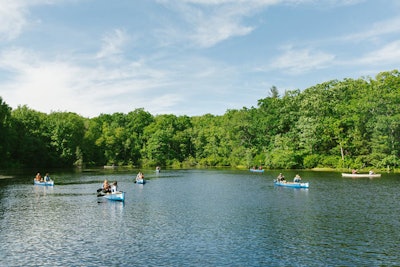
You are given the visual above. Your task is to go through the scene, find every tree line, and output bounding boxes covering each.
[0,70,399,170]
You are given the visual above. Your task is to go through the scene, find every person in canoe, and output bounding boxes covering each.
[44,173,51,182]
[102,179,111,193]
[277,173,285,182]
[111,181,118,193]
[136,171,144,182]
[35,172,42,182]
[293,174,302,183]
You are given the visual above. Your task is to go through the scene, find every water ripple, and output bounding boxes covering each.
[1,171,400,266]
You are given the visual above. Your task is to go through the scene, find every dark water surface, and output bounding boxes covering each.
[1,169,399,266]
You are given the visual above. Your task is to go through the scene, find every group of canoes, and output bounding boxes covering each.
[97,168,160,202]
[248,167,382,189]
[34,166,381,200]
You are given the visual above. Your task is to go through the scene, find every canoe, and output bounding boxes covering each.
[98,191,125,202]
[34,180,54,186]
[341,173,381,178]
[274,180,309,188]
[103,165,117,169]
[250,169,264,173]
[135,179,145,184]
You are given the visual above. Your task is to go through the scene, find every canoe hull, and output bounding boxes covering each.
[34,180,54,186]
[136,179,145,184]
[99,192,125,201]
[341,173,381,178]
[274,181,309,188]
[250,169,264,173]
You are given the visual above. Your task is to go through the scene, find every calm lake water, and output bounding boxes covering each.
[1,169,399,266]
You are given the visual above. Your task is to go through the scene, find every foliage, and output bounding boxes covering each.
[0,70,399,170]
[0,97,11,168]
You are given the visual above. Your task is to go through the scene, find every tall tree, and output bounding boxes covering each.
[0,97,11,167]
[46,112,86,167]
[9,106,49,167]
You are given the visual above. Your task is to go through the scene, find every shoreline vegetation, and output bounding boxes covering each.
[0,70,399,171]
[0,166,396,179]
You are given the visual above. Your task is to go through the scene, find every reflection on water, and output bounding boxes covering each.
[0,170,399,266]
[97,198,125,218]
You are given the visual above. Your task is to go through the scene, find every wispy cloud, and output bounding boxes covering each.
[0,0,58,41]
[0,1,29,41]
[0,44,229,117]
[341,16,400,43]
[96,29,130,60]
[271,46,335,74]
[0,0,397,117]
[157,0,366,48]
[158,0,279,47]
[355,40,400,66]
[189,15,253,47]
[0,47,89,113]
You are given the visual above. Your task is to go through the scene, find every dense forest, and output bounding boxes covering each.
[0,70,399,170]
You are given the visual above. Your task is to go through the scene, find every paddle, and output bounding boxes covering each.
[96,188,109,197]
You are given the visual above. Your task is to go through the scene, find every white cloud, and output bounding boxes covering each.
[0,0,397,118]
[190,14,253,47]
[342,16,400,43]
[158,0,365,48]
[355,40,400,66]
[0,47,87,113]
[159,0,280,48]
[176,0,279,5]
[146,93,185,114]
[96,29,130,60]
[183,4,255,47]
[0,0,58,41]
[0,1,29,41]
[272,46,335,74]
[0,46,191,117]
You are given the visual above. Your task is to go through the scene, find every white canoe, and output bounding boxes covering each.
[341,173,381,178]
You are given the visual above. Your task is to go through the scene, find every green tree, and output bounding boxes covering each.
[94,113,130,166]
[45,112,86,167]
[9,106,49,167]
[0,97,11,167]
[142,114,192,166]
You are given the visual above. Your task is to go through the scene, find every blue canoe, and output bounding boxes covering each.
[136,179,145,184]
[274,180,309,188]
[98,191,125,202]
[250,169,264,173]
[34,179,54,186]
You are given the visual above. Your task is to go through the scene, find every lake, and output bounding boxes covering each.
[0,169,399,266]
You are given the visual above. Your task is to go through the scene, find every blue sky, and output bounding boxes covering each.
[0,0,399,118]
